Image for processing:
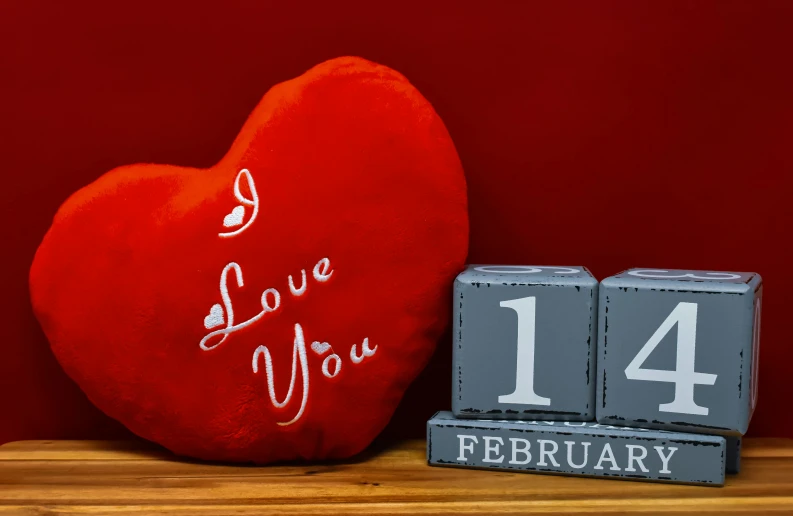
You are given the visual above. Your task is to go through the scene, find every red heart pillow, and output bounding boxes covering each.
[29,57,468,463]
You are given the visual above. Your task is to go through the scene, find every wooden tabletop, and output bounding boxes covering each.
[1,438,792,515]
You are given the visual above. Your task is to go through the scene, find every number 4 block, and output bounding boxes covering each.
[453,265,598,421]
[597,269,762,435]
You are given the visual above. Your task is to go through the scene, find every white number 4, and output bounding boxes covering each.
[625,302,717,415]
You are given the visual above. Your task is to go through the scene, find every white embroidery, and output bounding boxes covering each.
[311,341,331,355]
[204,185,369,424]
[350,338,377,364]
[203,303,225,329]
[223,205,245,228]
[251,323,309,426]
[289,269,307,296]
[313,258,333,282]
[200,262,281,351]
[219,169,259,238]
[261,288,281,312]
[322,354,342,378]
[199,259,336,351]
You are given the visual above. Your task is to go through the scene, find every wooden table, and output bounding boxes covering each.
[1,438,792,514]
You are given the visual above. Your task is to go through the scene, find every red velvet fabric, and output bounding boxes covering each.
[2,1,792,447]
[28,57,468,462]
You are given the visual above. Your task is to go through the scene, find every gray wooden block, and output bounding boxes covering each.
[427,411,726,486]
[596,269,762,436]
[453,265,598,421]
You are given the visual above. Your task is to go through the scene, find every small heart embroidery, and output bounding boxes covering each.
[223,206,245,228]
[311,341,331,355]
[203,304,225,329]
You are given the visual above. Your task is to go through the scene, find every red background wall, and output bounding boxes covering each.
[1,1,792,445]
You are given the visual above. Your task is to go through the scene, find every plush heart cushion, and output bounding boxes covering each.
[29,57,468,463]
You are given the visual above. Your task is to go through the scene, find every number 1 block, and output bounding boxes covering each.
[597,269,762,435]
[453,265,598,421]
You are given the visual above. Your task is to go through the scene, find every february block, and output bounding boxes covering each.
[596,269,762,435]
[427,411,726,486]
[453,265,598,421]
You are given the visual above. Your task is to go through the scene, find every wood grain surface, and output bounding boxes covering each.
[1,438,792,515]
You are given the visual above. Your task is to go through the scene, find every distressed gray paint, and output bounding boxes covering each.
[453,265,598,421]
[427,411,726,486]
[596,269,762,435]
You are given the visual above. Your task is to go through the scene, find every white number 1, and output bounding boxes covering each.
[498,296,551,406]
[624,302,717,415]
